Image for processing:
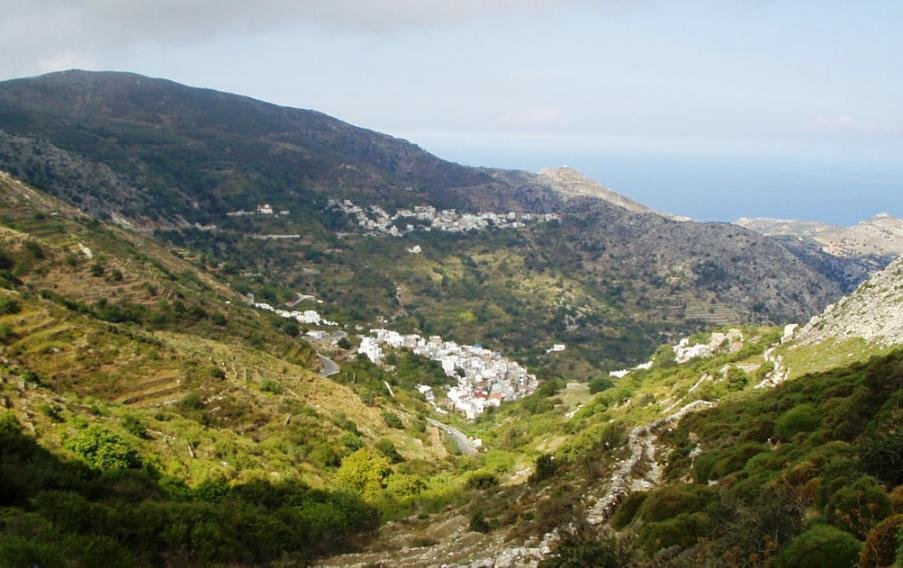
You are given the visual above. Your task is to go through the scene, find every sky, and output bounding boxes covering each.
[1,0,901,224]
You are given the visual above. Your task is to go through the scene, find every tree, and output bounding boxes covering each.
[335,449,391,500]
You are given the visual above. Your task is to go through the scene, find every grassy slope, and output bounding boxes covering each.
[0,173,490,565]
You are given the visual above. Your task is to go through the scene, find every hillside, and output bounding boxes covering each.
[795,256,903,347]
[317,261,902,567]
[0,172,502,565]
[0,71,870,374]
[737,213,903,261]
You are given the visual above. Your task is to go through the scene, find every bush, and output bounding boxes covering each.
[859,514,903,568]
[636,484,716,524]
[638,512,710,552]
[775,525,862,568]
[826,476,892,539]
[309,444,341,468]
[469,510,491,533]
[652,345,676,369]
[0,296,20,315]
[121,416,146,439]
[529,454,558,483]
[0,323,15,343]
[335,449,391,500]
[589,377,614,394]
[375,438,403,463]
[64,425,148,472]
[694,443,767,483]
[382,412,403,429]
[178,392,204,411]
[337,337,352,350]
[539,531,621,567]
[260,379,283,395]
[612,491,647,530]
[466,471,499,490]
[774,403,820,441]
[860,431,903,487]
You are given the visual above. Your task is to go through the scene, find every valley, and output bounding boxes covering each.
[0,71,900,568]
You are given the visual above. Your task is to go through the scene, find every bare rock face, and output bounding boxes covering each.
[796,256,903,346]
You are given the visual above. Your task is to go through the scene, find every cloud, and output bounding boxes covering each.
[0,0,588,77]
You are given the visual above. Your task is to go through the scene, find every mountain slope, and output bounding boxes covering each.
[0,70,866,373]
[795,256,903,347]
[0,70,504,224]
[736,213,903,261]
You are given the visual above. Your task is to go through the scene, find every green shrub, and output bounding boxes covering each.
[466,471,499,490]
[178,392,204,411]
[469,510,491,533]
[589,377,614,394]
[638,511,710,552]
[375,438,403,463]
[260,379,283,395]
[860,431,903,487]
[652,345,676,369]
[309,443,341,468]
[385,473,426,499]
[775,525,862,568]
[612,491,647,530]
[636,484,716,524]
[826,476,892,539]
[120,416,146,438]
[0,296,20,315]
[335,449,391,500]
[529,454,558,483]
[694,443,767,483]
[382,412,403,429]
[64,425,148,472]
[539,532,621,567]
[774,403,820,441]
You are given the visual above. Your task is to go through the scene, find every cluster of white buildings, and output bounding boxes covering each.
[249,300,337,326]
[359,328,539,419]
[227,203,290,217]
[328,199,559,236]
[673,329,743,363]
[609,328,746,378]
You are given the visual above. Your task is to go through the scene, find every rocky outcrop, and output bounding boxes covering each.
[795,256,903,346]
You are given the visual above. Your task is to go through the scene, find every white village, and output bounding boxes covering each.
[359,329,539,419]
[328,199,559,236]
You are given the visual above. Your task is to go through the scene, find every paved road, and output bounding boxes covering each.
[318,354,339,377]
[426,418,477,455]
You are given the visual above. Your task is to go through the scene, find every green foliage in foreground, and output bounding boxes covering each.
[0,413,377,567]
[605,348,902,565]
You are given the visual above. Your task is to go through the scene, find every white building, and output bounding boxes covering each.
[358,336,384,363]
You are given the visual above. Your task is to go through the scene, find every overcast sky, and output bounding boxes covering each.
[1,0,901,223]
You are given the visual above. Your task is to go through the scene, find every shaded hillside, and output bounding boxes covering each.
[0,70,504,224]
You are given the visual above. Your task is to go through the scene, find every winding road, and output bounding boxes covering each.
[318,354,339,377]
[426,418,478,455]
